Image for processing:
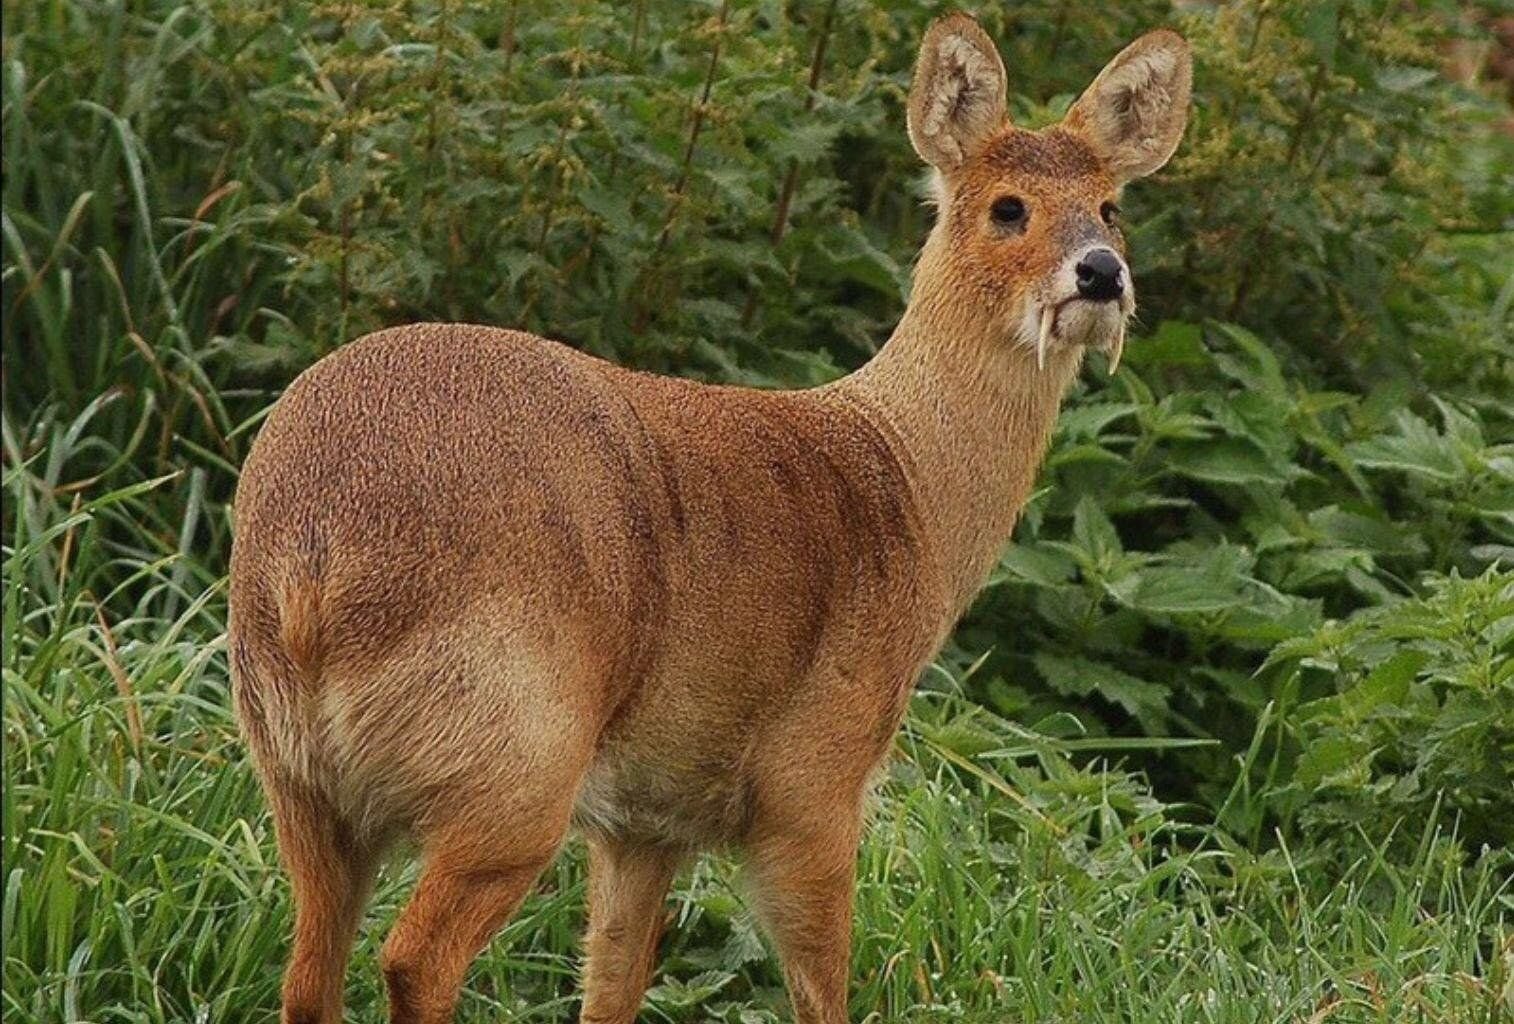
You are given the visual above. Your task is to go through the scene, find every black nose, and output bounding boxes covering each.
[1075,248,1124,302]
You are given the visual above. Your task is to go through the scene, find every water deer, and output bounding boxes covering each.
[229,14,1191,1024]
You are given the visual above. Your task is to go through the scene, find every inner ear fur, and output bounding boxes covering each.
[907,13,1008,174]
[1063,29,1192,182]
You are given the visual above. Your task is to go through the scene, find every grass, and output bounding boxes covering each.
[3,462,1509,1023]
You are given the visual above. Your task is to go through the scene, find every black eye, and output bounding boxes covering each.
[990,196,1027,228]
[1100,201,1120,226]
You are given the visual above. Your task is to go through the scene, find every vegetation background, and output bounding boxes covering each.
[3,0,1511,1021]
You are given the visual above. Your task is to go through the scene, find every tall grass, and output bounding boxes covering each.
[4,440,1509,1021]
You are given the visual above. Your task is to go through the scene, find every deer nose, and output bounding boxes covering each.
[1075,248,1124,302]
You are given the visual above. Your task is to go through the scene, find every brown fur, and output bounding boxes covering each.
[229,15,1190,1024]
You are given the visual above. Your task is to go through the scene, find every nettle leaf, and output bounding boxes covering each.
[1299,649,1427,725]
[1127,319,1207,369]
[806,222,905,298]
[1469,484,1514,528]
[1215,596,1324,646]
[1071,496,1122,566]
[1343,649,1428,718]
[1033,654,1170,724]
[1164,439,1291,486]
[1109,547,1257,616]
[1109,566,1245,616]
[994,543,1077,588]
[1431,396,1485,450]
[1143,402,1214,443]
[1308,506,1426,560]
[1279,547,1377,592]
[648,970,737,1008]
[1378,66,1439,93]
[1292,734,1371,791]
[718,913,768,969]
[1298,0,1340,72]
[765,118,844,164]
[1056,403,1137,440]
[1045,442,1129,471]
[1346,410,1463,483]
[577,184,633,228]
[1206,391,1296,464]
[1209,322,1287,398]
[917,712,1011,759]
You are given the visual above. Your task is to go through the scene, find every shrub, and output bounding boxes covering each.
[1265,568,1514,851]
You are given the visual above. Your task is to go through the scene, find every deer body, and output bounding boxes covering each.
[230,15,1190,1024]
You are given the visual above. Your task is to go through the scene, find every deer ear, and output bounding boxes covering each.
[907,14,1008,173]
[1063,30,1192,182]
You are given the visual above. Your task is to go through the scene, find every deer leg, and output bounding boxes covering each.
[744,813,862,1024]
[379,768,582,1023]
[578,840,681,1024]
[380,830,561,1024]
[269,784,379,1024]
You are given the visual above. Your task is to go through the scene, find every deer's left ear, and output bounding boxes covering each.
[1063,30,1192,183]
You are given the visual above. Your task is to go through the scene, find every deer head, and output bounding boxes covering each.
[906,14,1192,373]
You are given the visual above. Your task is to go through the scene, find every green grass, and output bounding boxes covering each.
[3,466,1508,1023]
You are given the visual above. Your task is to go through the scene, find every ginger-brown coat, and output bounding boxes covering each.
[229,14,1191,1024]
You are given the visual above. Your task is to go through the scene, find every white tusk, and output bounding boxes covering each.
[1036,306,1054,371]
[1107,318,1126,376]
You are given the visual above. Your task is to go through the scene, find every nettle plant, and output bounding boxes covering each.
[1264,569,1514,852]
[956,314,1510,781]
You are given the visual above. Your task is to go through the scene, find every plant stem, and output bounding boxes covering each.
[632,0,730,334]
[741,0,839,329]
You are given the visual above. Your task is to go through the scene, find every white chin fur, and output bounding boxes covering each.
[1016,300,1126,371]
[1055,300,1123,347]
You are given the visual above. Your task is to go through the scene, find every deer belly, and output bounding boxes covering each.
[572,750,754,849]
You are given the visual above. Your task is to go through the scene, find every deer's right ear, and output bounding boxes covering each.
[907,14,1008,174]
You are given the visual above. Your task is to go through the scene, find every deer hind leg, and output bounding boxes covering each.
[378,799,572,1024]
[578,840,681,1024]
[380,849,555,1024]
[269,783,381,1024]
[378,748,590,1022]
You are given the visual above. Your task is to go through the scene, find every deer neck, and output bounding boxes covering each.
[832,267,1083,617]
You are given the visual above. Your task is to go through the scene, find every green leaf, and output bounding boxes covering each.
[1299,0,1340,72]
[1045,442,1128,471]
[1210,322,1286,397]
[1034,653,1170,723]
[1165,439,1289,486]
[1109,548,1255,616]
[1346,411,1463,483]
[995,543,1077,588]
[1343,650,1426,721]
[1128,320,1206,369]
[1056,403,1137,440]
[766,119,843,164]
[1071,496,1122,565]
[1292,735,1370,791]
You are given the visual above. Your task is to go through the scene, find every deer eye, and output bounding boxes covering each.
[1100,201,1120,226]
[989,196,1027,229]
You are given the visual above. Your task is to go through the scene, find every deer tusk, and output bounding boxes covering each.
[1107,318,1126,376]
[1036,306,1054,371]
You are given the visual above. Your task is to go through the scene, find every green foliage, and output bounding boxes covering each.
[1266,569,1514,850]
[967,319,1512,814]
[3,0,1512,1018]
